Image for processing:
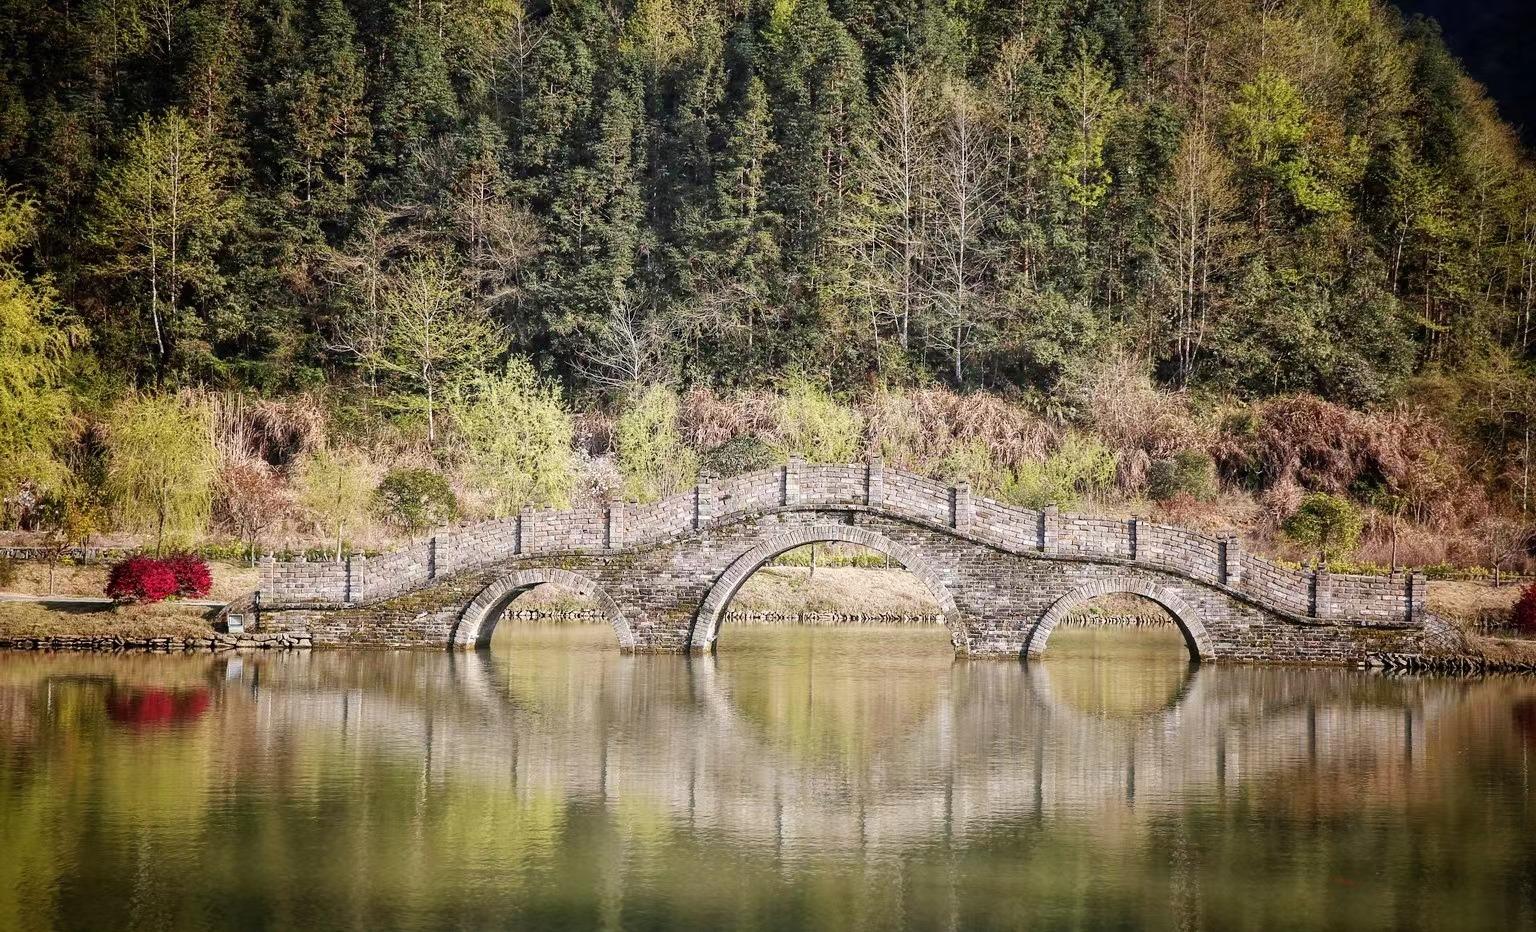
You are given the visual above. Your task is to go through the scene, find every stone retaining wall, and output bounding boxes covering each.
[0,630,312,652]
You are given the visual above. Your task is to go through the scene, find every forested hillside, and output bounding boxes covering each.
[4,0,1536,570]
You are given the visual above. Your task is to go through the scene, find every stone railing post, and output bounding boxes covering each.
[519,507,535,555]
[259,554,275,602]
[784,455,804,506]
[1408,571,1427,623]
[1221,536,1242,586]
[1128,517,1140,561]
[431,530,454,579]
[346,554,365,604]
[866,455,885,509]
[1310,564,1332,619]
[1039,505,1058,553]
[695,472,716,529]
[606,500,627,549]
[952,481,973,531]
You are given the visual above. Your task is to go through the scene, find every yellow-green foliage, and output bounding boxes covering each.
[295,446,375,559]
[105,394,216,552]
[0,190,83,501]
[453,358,575,517]
[926,432,1116,509]
[616,384,697,502]
[1283,492,1364,563]
[775,379,862,464]
[1001,433,1117,509]
[935,440,1001,491]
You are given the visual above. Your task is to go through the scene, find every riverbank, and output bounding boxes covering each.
[3,565,1535,670]
[0,600,315,652]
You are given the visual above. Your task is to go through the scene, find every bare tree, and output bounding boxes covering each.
[320,206,424,390]
[926,84,1000,384]
[578,295,673,392]
[451,167,538,311]
[839,68,939,351]
[370,255,506,445]
[1159,124,1241,384]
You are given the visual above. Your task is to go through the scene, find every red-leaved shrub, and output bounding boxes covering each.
[105,556,179,604]
[1513,584,1536,634]
[162,553,213,598]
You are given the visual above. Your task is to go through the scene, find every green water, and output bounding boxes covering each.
[1,624,1534,931]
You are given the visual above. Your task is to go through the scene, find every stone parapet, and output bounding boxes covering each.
[252,463,1428,633]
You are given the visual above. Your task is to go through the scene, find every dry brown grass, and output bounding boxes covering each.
[677,387,781,451]
[1075,356,1207,493]
[1428,580,1521,626]
[6,561,259,602]
[863,387,1055,472]
[1464,633,1536,664]
[0,601,216,639]
[506,565,941,615]
[732,566,940,614]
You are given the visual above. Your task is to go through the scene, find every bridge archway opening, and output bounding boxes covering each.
[1041,593,1191,660]
[692,525,964,653]
[453,569,635,651]
[1027,579,1215,664]
[483,580,618,655]
[1028,591,1199,718]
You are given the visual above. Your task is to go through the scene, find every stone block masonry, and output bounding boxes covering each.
[251,463,1435,663]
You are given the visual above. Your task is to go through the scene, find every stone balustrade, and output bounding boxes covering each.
[255,461,1424,629]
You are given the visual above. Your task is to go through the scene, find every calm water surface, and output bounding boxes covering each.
[1,624,1534,931]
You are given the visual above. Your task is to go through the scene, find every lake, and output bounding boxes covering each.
[1,624,1533,931]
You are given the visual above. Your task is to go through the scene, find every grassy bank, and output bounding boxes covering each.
[0,601,217,641]
[2,561,260,603]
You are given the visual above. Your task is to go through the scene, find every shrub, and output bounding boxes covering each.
[106,555,179,604]
[1514,584,1536,634]
[1000,433,1117,510]
[775,378,862,464]
[0,557,16,590]
[616,384,697,502]
[162,553,213,598]
[863,387,1053,474]
[701,436,779,478]
[372,468,458,538]
[1147,450,1217,503]
[452,358,575,518]
[1283,493,1364,563]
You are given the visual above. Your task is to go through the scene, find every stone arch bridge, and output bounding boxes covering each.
[252,460,1435,663]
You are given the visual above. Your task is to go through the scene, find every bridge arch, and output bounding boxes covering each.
[691,523,964,652]
[452,568,635,650]
[1025,577,1216,662]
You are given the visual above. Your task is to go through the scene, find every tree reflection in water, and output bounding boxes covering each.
[0,628,1533,931]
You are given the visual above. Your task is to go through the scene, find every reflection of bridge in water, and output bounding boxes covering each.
[220,651,1453,852]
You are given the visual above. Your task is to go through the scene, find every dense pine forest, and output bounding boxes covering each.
[4,0,1536,571]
